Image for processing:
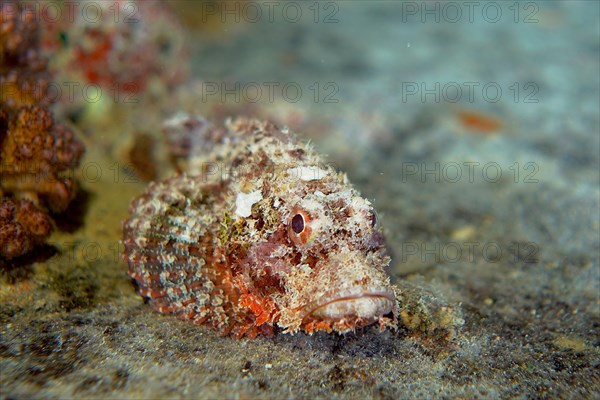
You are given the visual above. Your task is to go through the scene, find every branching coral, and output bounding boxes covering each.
[0,2,84,261]
[0,197,53,260]
[0,1,50,109]
[0,105,84,212]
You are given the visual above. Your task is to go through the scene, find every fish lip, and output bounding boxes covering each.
[299,286,396,322]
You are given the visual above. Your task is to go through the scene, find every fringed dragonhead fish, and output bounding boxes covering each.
[123,116,398,338]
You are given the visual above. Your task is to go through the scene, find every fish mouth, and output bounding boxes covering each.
[300,286,396,322]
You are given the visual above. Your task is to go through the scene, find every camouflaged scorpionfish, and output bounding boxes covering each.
[123,117,398,338]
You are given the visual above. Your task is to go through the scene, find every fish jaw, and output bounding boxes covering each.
[309,290,396,320]
[298,286,397,333]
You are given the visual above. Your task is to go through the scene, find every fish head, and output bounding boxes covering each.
[260,176,397,334]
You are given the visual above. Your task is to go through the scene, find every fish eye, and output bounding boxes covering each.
[292,214,305,233]
[288,208,312,244]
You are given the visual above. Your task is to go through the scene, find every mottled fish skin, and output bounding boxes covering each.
[123,118,398,338]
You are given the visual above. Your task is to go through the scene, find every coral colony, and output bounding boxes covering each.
[1,2,84,261]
